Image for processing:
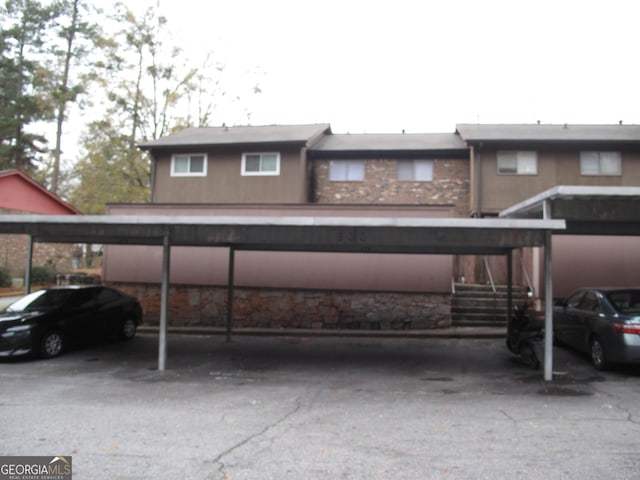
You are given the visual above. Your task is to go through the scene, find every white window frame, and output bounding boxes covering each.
[241,152,280,176]
[171,153,208,177]
[397,160,433,181]
[580,151,622,176]
[329,160,365,181]
[497,151,538,175]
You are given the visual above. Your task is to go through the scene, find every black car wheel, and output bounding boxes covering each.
[40,331,64,358]
[121,318,137,340]
[590,336,608,371]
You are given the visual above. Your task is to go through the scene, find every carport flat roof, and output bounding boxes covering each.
[499,185,640,235]
[0,214,565,255]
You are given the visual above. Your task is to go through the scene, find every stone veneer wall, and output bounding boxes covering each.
[313,158,470,217]
[111,283,452,330]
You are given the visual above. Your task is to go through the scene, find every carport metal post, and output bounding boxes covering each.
[544,229,554,381]
[159,232,171,371]
[506,250,513,324]
[24,235,33,294]
[226,246,235,343]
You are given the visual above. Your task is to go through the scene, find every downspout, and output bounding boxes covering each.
[469,146,477,216]
[308,156,317,203]
[148,150,158,203]
[470,144,483,283]
[302,147,314,203]
[472,144,483,217]
[304,126,330,204]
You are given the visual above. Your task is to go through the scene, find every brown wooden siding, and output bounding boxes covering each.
[152,146,307,203]
[478,149,640,214]
[549,235,640,298]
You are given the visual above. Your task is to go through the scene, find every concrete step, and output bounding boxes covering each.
[451,283,529,327]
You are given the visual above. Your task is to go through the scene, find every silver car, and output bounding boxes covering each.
[554,288,640,370]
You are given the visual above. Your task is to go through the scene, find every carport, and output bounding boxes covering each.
[501,185,640,377]
[500,185,640,235]
[0,214,564,379]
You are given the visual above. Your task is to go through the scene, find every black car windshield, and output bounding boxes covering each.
[606,290,640,315]
[6,290,75,313]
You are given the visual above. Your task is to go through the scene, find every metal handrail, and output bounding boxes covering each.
[483,256,496,293]
[521,257,535,297]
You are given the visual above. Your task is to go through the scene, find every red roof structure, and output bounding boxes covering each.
[0,170,80,215]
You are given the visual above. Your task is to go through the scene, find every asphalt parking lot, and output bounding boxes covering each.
[1,333,639,480]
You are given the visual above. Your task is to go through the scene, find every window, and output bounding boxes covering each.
[69,289,98,310]
[397,160,433,181]
[578,291,601,313]
[329,160,365,181]
[607,290,640,314]
[580,151,621,176]
[171,154,207,176]
[497,151,537,175]
[242,153,280,175]
[566,291,584,309]
[95,287,121,305]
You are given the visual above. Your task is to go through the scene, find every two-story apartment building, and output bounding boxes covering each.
[102,122,640,329]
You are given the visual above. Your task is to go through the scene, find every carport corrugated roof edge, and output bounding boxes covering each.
[0,213,566,229]
[0,214,565,255]
[500,185,640,218]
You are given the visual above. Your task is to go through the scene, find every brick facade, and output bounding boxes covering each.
[313,158,470,216]
[0,234,80,280]
[111,282,451,330]
[0,209,81,281]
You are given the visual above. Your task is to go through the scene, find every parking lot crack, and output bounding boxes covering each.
[211,395,304,479]
[500,409,519,433]
[500,409,516,423]
[593,385,640,426]
[615,402,640,426]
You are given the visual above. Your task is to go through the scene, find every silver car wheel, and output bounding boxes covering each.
[41,331,64,358]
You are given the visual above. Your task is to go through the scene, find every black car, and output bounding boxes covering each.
[554,288,640,370]
[0,285,143,358]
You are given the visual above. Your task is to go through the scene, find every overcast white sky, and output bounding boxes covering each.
[97,0,640,134]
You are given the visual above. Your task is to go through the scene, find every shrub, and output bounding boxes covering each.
[0,267,11,288]
[31,265,56,285]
